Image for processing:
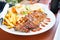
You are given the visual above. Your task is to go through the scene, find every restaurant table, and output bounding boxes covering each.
[0,10,60,40]
[0,0,60,40]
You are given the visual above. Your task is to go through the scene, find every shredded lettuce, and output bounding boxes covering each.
[22,11,28,15]
[25,5,30,11]
[22,5,30,15]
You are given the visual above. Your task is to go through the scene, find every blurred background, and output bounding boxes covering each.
[0,0,60,14]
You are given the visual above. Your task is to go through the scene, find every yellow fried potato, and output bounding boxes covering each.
[4,18,14,27]
[2,21,8,26]
[7,26,14,29]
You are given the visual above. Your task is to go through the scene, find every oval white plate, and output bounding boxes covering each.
[0,3,56,35]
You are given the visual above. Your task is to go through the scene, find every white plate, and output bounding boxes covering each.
[0,3,56,35]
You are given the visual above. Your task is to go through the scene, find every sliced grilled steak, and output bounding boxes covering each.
[14,10,47,32]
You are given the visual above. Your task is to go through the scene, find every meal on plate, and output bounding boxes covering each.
[3,3,50,32]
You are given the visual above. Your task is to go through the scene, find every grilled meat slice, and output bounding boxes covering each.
[14,10,47,32]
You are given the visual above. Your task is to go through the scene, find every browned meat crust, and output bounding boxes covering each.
[14,10,47,32]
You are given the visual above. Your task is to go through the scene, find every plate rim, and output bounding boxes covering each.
[0,3,56,36]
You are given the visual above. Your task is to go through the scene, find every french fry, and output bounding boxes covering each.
[7,26,14,29]
[4,18,14,27]
[3,5,21,29]
[5,13,11,19]
[2,21,8,26]
[12,14,16,25]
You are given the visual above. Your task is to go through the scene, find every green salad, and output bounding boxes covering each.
[6,0,22,5]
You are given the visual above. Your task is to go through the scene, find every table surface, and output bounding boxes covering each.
[0,10,60,40]
[0,1,60,40]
